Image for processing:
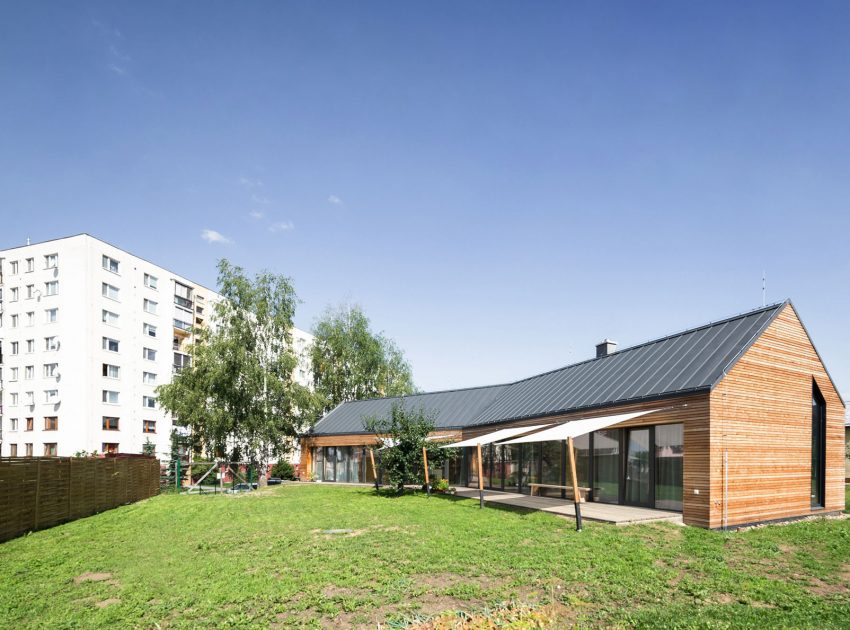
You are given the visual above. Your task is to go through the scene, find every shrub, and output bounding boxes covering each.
[434,478,450,492]
[271,460,296,480]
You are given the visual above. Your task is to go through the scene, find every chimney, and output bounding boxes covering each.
[596,339,617,358]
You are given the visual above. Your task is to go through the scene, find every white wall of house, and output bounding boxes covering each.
[0,234,313,460]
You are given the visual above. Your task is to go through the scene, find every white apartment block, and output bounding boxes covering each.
[0,234,313,460]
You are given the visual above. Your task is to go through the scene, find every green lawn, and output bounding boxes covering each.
[1,485,849,628]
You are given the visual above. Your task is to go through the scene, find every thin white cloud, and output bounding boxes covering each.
[239,177,263,188]
[268,221,294,233]
[248,210,265,220]
[201,229,232,244]
[251,193,270,205]
[328,194,343,205]
[108,63,127,76]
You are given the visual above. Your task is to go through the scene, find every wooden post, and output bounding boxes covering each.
[68,457,73,520]
[476,443,484,509]
[369,448,379,491]
[567,436,582,532]
[422,447,431,498]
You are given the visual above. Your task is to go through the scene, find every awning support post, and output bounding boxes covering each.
[476,443,484,509]
[567,436,582,532]
[369,448,379,491]
[422,446,431,498]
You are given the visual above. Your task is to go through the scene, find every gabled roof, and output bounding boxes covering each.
[308,384,510,435]
[308,302,788,435]
[470,302,786,426]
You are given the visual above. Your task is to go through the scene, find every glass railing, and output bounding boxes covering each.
[174,295,194,310]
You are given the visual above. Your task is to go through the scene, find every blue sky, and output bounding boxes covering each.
[1,2,848,396]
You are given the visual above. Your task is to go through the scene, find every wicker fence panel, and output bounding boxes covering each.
[0,456,160,543]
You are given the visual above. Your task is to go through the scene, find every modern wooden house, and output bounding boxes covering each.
[300,301,845,529]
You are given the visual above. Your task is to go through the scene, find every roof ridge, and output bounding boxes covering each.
[333,381,511,405]
[499,300,789,388]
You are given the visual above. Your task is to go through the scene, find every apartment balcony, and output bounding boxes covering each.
[174,295,194,311]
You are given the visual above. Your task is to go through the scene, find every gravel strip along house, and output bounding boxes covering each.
[300,301,845,529]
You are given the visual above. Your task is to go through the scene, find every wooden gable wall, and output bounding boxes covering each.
[709,303,845,528]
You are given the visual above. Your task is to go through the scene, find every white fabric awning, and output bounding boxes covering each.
[439,424,550,449]
[498,409,660,445]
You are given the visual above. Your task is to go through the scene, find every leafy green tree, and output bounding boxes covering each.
[311,304,416,414]
[157,260,315,480]
[363,403,454,493]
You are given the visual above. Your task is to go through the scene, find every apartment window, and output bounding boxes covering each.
[142,395,156,409]
[45,308,58,323]
[10,367,19,381]
[43,363,58,378]
[45,281,58,296]
[102,416,119,430]
[102,255,120,274]
[102,337,119,352]
[44,390,58,403]
[173,318,192,332]
[25,258,34,273]
[11,314,19,328]
[26,311,34,326]
[9,444,17,457]
[10,260,19,275]
[44,253,58,269]
[142,371,157,385]
[103,364,120,379]
[25,392,34,406]
[144,273,158,289]
[102,309,120,325]
[43,443,57,456]
[174,282,193,310]
[102,282,119,300]
[102,443,119,454]
[25,443,33,457]
[10,418,19,431]
[812,382,827,509]
[26,340,35,353]
[11,341,19,355]
[26,284,35,299]
[44,337,58,351]
[24,366,34,380]
[102,390,120,404]
[10,287,19,302]
[25,417,33,431]
[143,323,157,338]
[10,393,19,406]
[143,298,158,314]
[143,347,157,361]
[44,416,58,431]
[143,420,156,434]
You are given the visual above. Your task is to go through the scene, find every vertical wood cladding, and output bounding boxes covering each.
[710,304,845,528]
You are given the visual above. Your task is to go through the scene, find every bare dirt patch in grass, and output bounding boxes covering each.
[806,576,849,596]
[73,572,119,587]
[96,598,121,608]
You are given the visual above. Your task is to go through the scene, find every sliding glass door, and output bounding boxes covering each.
[624,429,651,507]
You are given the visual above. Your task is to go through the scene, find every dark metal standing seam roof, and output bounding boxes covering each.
[469,302,785,426]
[307,302,788,435]
[308,384,510,435]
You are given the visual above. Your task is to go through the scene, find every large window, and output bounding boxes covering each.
[540,441,563,495]
[324,446,336,481]
[593,429,620,504]
[655,424,684,511]
[812,382,826,509]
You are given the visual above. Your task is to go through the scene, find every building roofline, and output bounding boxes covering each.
[0,232,219,294]
[503,301,789,389]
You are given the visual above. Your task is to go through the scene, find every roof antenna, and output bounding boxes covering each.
[762,271,766,307]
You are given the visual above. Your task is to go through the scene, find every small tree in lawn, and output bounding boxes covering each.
[363,403,452,494]
[157,260,317,484]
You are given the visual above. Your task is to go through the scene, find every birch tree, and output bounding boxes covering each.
[157,260,315,478]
